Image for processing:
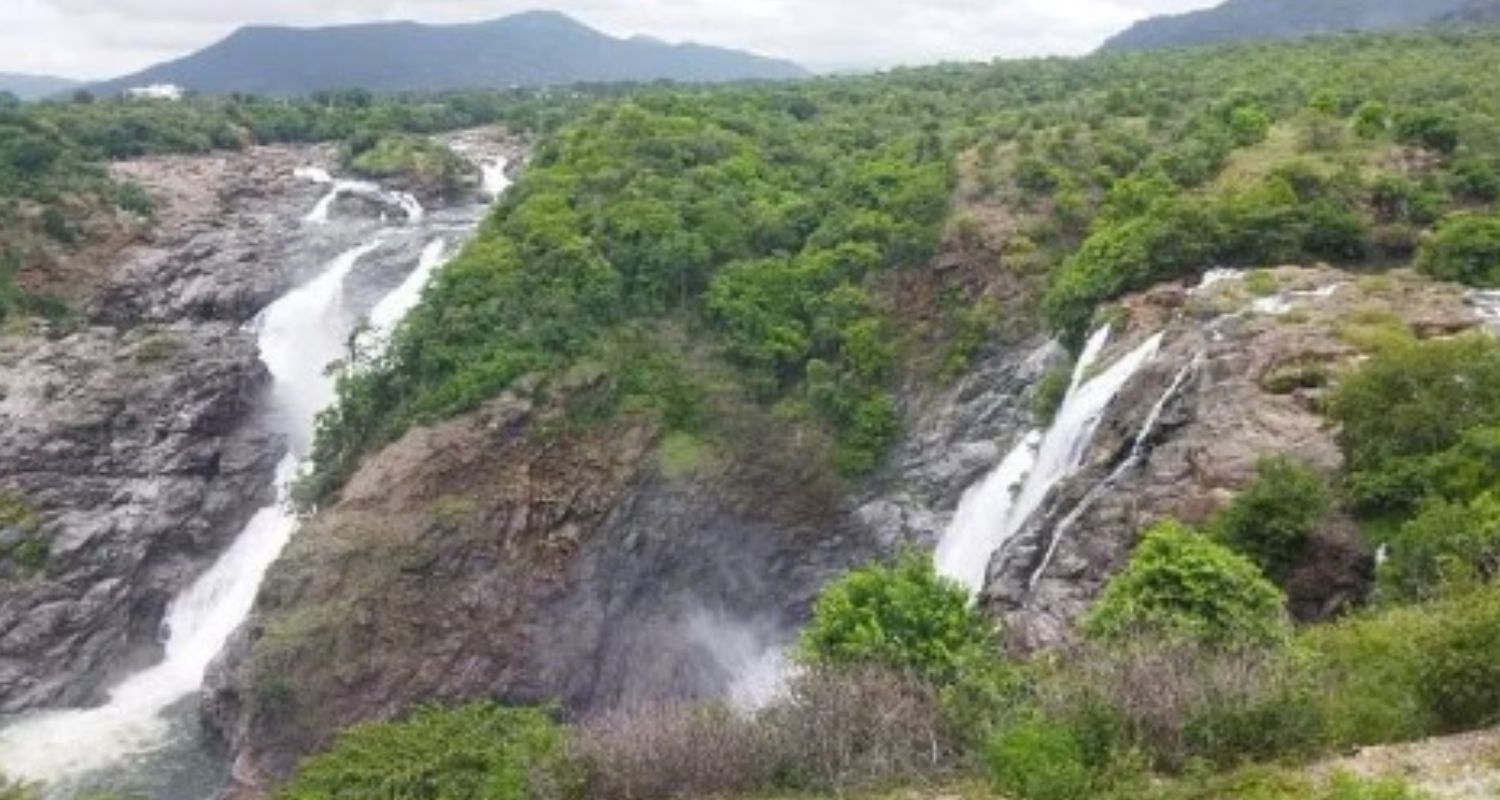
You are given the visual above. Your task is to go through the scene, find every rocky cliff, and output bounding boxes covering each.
[986,266,1489,650]
[0,137,511,715]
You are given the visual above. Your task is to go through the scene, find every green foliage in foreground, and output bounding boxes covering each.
[0,775,37,800]
[1211,456,1331,581]
[276,703,575,800]
[1083,520,1290,647]
[1304,585,1500,745]
[795,551,995,686]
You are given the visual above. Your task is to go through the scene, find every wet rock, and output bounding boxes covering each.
[0,325,282,710]
[983,266,1485,651]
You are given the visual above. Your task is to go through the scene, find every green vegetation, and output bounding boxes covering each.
[1082,520,1290,647]
[275,703,576,800]
[795,551,994,685]
[1418,212,1500,286]
[1029,363,1072,426]
[0,490,47,573]
[291,29,1500,496]
[271,28,1500,800]
[0,87,605,326]
[1211,457,1331,581]
[346,133,471,196]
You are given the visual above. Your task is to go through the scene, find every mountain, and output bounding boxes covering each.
[0,72,80,101]
[88,11,807,97]
[1102,0,1500,52]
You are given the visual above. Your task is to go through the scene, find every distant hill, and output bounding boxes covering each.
[0,73,80,101]
[88,11,807,97]
[1102,0,1500,52]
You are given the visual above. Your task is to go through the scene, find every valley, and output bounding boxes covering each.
[1,5,1500,800]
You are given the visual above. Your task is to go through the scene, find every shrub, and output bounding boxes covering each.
[1379,494,1500,602]
[1413,588,1500,732]
[1353,101,1389,139]
[796,551,996,685]
[1083,520,1291,648]
[276,703,576,800]
[1303,599,1439,747]
[1035,639,1324,772]
[1329,333,1500,516]
[1211,457,1330,580]
[1030,363,1072,426]
[1395,111,1460,155]
[574,667,958,800]
[1417,212,1500,287]
[987,717,1095,800]
[346,134,471,195]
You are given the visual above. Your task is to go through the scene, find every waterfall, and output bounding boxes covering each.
[935,328,1164,595]
[481,158,511,199]
[0,153,510,786]
[367,239,446,339]
[1027,353,1198,589]
[303,180,424,225]
[0,237,381,782]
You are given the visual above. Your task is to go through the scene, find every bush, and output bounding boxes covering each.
[1329,333,1500,515]
[1211,457,1330,580]
[987,717,1096,800]
[346,134,471,195]
[1379,494,1500,602]
[276,703,576,800]
[1035,639,1324,772]
[1083,520,1291,648]
[1395,110,1460,155]
[796,551,996,685]
[1417,212,1500,287]
[1413,588,1500,732]
[1030,363,1072,426]
[574,667,958,800]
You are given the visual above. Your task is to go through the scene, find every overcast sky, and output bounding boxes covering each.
[2,0,1222,80]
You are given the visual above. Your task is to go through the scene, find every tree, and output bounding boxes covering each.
[1082,520,1290,647]
[796,551,996,685]
[1418,213,1500,287]
[1212,457,1330,580]
[1330,334,1500,516]
[1381,494,1500,602]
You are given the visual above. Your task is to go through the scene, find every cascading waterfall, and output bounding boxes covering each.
[0,159,509,789]
[1027,352,1197,588]
[0,237,379,782]
[935,327,1164,595]
[304,181,424,225]
[481,158,510,198]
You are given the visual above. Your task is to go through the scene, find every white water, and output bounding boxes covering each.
[1028,352,1195,588]
[303,180,424,225]
[481,158,511,198]
[935,328,1164,595]
[0,235,385,783]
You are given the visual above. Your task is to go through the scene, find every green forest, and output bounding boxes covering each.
[6,25,1500,800]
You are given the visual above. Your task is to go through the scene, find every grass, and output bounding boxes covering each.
[656,431,713,480]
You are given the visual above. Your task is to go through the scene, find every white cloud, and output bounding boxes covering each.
[2,0,1222,80]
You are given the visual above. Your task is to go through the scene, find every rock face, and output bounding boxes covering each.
[202,371,874,788]
[0,141,439,712]
[0,325,278,710]
[984,267,1486,650]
